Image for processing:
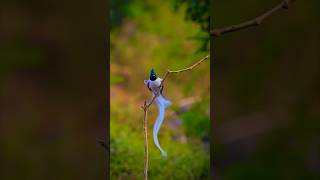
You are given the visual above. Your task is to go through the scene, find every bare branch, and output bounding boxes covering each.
[143,54,210,110]
[210,0,296,37]
[167,54,210,73]
[142,101,149,180]
[141,54,209,179]
[96,138,108,151]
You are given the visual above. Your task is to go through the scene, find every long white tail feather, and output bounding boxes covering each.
[153,95,171,157]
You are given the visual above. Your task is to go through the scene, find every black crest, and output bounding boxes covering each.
[150,68,157,81]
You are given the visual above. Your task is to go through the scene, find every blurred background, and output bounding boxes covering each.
[110,0,210,179]
[213,0,320,179]
[0,0,107,179]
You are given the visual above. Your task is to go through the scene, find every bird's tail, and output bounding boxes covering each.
[153,95,171,157]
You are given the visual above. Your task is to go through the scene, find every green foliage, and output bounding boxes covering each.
[110,121,209,179]
[110,93,210,179]
[110,0,133,28]
[174,0,210,51]
[181,100,210,138]
[110,74,124,85]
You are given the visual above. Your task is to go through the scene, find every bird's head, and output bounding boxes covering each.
[149,68,157,81]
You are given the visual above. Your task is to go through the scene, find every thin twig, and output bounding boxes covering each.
[143,54,210,109]
[96,138,108,151]
[142,101,149,180]
[141,54,210,180]
[210,0,296,37]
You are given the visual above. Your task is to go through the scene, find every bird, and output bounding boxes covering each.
[144,68,171,157]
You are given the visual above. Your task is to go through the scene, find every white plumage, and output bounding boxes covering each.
[144,76,171,157]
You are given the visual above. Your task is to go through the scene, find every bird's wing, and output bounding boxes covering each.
[147,82,152,91]
[144,80,152,92]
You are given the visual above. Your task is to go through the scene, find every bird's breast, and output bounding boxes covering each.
[149,79,162,92]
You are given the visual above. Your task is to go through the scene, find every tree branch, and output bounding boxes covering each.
[141,54,210,180]
[141,54,210,110]
[210,0,296,37]
[96,138,108,151]
[142,101,149,180]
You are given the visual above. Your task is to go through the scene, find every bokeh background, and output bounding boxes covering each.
[110,0,210,179]
[213,0,320,179]
[0,0,107,179]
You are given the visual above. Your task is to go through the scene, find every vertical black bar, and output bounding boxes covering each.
[106,0,110,179]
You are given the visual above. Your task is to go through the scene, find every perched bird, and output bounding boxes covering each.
[144,68,171,157]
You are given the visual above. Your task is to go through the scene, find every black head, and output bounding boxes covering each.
[149,68,157,81]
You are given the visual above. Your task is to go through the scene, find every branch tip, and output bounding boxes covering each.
[210,0,296,37]
[96,138,108,151]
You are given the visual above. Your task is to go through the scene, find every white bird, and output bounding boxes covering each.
[144,68,171,157]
